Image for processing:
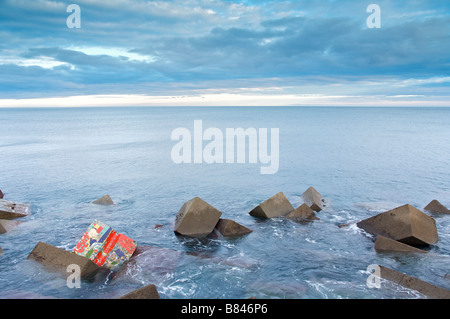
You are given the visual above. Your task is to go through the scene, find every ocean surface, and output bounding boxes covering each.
[0,106,449,299]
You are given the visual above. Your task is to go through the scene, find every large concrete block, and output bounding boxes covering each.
[118,283,160,299]
[424,200,450,214]
[285,203,319,222]
[215,218,252,237]
[357,204,438,246]
[301,187,325,212]
[0,199,31,219]
[174,197,222,238]
[374,235,426,253]
[28,241,100,278]
[377,265,450,299]
[249,192,294,219]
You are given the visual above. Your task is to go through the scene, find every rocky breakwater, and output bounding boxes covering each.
[357,203,450,298]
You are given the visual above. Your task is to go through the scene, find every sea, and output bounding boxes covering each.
[0,106,449,299]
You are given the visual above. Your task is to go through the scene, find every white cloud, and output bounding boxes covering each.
[398,77,450,86]
[66,46,157,63]
[0,55,74,69]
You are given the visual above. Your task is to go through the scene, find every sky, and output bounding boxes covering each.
[0,0,449,107]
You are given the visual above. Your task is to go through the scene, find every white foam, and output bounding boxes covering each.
[355,201,402,213]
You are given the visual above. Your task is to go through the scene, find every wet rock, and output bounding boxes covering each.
[0,219,22,234]
[214,218,252,237]
[285,203,319,222]
[0,246,3,254]
[27,241,100,279]
[0,199,31,219]
[92,194,114,205]
[356,204,438,246]
[424,200,450,214]
[374,235,426,253]
[174,197,222,238]
[301,186,325,212]
[377,265,450,299]
[118,283,160,299]
[249,192,294,219]
[0,190,3,199]
[154,224,164,229]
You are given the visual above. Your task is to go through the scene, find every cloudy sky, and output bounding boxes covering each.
[0,0,449,107]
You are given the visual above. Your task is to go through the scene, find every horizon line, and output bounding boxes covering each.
[0,93,449,108]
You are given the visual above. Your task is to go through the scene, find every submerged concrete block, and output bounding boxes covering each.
[249,192,294,219]
[424,200,450,214]
[114,245,182,281]
[215,218,253,237]
[92,194,114,205]
[285,203,319,222]
[118,283,160,299]
[374,235,426,253]
[357,204,438,246]
[174,197,222,238]
[377,265,450,299]
[0,199,31,220]
[0,219,22,234]
[301,186,325,212]
[28,241,100,278]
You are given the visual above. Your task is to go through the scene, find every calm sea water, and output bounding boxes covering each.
[0,106,449,299]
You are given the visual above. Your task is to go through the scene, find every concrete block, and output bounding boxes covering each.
[301,186,325,212]
[215,218,252,237]
[118,283,160,299]
[28,241,100,278]
[249,192,294,219]
[357,204,438,246]
[374,235,426,253]
[377,265,450,299]
[285,203,319,222]
[174,197,222,238]
[92,194,114,205]
[0,199,31,219]
[424,200,450,214]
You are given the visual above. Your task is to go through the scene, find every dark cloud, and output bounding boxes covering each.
[0,0,449,99]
